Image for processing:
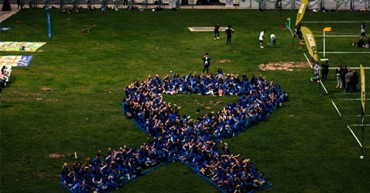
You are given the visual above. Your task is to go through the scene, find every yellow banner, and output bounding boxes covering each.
[296,0,308,26]
[360,64,366,114]
[301,26,319,62]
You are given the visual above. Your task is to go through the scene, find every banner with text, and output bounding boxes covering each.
[296,0,308,26]
[0,55,33,67]
[301,26,319,62]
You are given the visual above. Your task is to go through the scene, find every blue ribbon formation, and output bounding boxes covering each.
[60,73,288,193]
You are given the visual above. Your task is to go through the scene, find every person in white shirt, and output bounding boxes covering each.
[259,30,265,48]
[270,33,276,48]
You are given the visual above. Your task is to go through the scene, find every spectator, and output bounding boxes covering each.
[202,53,211,74]
[321,60,329,81]
[259,30,265,48]
[335,65,342,89]
[225,25,234,45]
[345,68,354,93]
[214,24,220,40]
[270,33,276,48]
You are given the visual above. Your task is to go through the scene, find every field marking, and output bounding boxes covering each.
[316,35,358,37]
[351,115,370,117]
[319,81,329,94]
[338,98,370,101]
[318,51,370,54]
[348,124,370,127]
[334,92,369,95]
[331,99,342,116]
[346,125,363,148]
[307,20,370,23]
[329,67,370,70]
[303,52,313,68]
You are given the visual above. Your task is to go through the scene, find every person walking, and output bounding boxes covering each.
[259,30,265,48]
[270,33,276,48]
[225,25,234,45]
[202,53,211,74]
[214,24,220,40]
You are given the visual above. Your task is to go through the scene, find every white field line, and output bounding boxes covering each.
[319,80,328,94]
[352,115,370,117]
[303,53,313,68]
[338,98,370,101]
[302,21,370,24]
[334,92,362,95]
[349,124,370,127]
[331,99,342,116]
[286,27,294,36]
[329,67,370,70]
[318,51,370,54]
[315,35,358,37]
[346,125,363,148]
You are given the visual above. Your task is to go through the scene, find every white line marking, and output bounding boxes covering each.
[338,98,370,101]
[331,99,342,116]
[352,115,370,117]
[349,124,370,127]
[347,125,363,148]
[302,21,370,24]
[303,53,313,68]
[316,35,359,37]
[319,80,328,94]
[318,51,370,54]
[329,67,370,70]
[334,92,361,95]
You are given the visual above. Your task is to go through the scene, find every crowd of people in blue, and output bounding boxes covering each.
[60,71,288,193]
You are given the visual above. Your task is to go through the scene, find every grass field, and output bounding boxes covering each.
[1,8,370,193]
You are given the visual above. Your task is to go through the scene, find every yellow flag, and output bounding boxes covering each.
[323,27,332,32]
[360,64,366,114]
[301,26,319,62]
[296,0,308,26]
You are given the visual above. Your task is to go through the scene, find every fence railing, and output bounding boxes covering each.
[5,0,370,10]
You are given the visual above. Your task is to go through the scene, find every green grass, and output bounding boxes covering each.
[1,8,370,193]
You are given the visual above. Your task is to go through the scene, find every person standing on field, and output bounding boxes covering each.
[259,30,265,48]
[202,53,211,74]
[214,24,220,40]
[225,25,234,45]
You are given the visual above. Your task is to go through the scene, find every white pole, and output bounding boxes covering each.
[323,29,326,58]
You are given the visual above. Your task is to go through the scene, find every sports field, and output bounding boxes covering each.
[0,8,370,193]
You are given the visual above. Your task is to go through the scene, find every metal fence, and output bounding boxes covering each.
[3,0,370,10]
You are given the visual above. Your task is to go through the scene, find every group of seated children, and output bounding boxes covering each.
[61,71,288,193]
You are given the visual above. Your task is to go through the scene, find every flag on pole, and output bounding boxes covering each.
[360,64,366,114]
[360,64,365,158]
[295,0,308,26]
[323,27,332,32]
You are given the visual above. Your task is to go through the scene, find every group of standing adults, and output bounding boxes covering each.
[213,24,276,48]
[335,65,359,93]
[213,24,234,45]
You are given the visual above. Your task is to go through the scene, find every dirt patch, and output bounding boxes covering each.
[49,153,65,158]
[217,59,231,64]
[40,87,51,91]
[259,62,310,71]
